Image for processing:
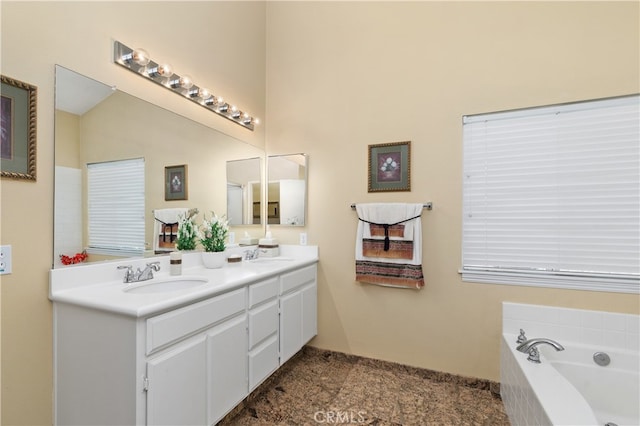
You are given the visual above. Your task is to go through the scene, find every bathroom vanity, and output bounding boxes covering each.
[50,246,318,426]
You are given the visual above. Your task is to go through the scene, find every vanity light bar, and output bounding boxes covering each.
[113,41,258,131]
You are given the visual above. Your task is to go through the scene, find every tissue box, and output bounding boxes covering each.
[258,245,280,257]
[239,237,259,246]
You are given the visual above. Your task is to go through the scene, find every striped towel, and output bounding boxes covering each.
[355,203,425,289]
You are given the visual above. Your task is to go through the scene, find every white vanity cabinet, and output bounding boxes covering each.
[279,264,318,364]
[145,287,247,426]
[52,257,318,426]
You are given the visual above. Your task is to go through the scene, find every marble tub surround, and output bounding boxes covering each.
[220,346,509,425]
[49,245,318,317]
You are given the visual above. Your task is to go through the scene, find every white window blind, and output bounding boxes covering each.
[462,95,639,293]
[87,158,145,256]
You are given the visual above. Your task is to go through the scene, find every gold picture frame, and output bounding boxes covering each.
[368,141,411,192]
[1,75,37,181]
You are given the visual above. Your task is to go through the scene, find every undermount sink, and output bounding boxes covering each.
[123,275,208,294]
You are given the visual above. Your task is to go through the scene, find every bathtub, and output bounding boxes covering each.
[501,333,640,426]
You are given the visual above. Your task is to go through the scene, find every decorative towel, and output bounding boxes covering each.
[153,208,188,252]
[355,203,425,289]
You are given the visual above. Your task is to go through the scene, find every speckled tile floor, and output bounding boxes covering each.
[219,347,510,426]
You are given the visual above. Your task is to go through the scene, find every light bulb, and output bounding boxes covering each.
[218,102,229,113]
[253,118,260,125]
[179,75,193,89]
[147,63,172,78]
[131,48,150,66]
[231,107,241,119]
[198,88,211,99]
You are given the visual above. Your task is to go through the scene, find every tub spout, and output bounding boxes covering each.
[516,338,564,363]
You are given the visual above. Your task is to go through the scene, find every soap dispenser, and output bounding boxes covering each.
[258,227,279,257]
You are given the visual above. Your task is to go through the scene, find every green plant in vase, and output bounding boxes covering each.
[176,208,200,251]
[200,211,229,252]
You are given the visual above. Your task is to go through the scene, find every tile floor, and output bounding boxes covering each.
[220,346,510,425]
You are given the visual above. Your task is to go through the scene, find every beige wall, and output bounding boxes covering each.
[265,0,639,379]
[1,2,265,424]
[1,1,639,424]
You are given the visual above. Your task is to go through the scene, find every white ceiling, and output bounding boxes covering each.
[55,66,116,115]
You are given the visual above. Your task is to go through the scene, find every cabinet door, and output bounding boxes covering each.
[279,290,303,364]
[207,314,248,425]
[146,336,207,426]
[302,282,318,344]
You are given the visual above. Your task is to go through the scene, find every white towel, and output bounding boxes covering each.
[154,208,188,224]
[355,203,424,289]
[355,203,422,264]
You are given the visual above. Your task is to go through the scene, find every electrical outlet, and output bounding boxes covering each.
[228,232,235,245]
[299,233,307,246]
[0,245,12,275]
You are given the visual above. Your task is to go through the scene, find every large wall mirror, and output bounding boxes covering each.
[226,157,262,225]
[54,65,264,268]
[267,154,308,226]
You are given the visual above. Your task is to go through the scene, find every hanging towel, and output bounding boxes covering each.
[153,208,188,252]
[355,203,425,289]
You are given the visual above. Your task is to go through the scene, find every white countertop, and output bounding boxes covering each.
[50,245,318,318]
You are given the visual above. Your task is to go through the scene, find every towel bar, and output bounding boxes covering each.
[350,202,432,210]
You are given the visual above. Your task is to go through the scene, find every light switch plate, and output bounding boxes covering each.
[0,245,12,275]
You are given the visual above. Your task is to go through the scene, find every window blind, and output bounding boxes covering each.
[87,158,145,256]
[462,95,639,293]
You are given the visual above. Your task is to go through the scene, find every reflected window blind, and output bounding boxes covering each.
[87,158,145,256]
[462,95,639,293]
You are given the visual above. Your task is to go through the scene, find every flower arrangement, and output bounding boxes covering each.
[60,250,88,265]
[200,211,229,252]
[380,156,398,173]
[176,208,200,250]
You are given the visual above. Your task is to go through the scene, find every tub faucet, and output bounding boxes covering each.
[516,338,564,363]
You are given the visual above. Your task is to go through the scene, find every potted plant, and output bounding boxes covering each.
[200,211,229,268]
[176,208,200,251]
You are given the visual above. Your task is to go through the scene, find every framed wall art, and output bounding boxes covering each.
[368,141,411,192]
[1,75,37,181]
[165,164,188,201]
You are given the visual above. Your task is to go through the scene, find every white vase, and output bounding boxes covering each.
[201,251,226,269]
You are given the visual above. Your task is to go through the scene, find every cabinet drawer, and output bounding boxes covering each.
[280,264,316,295]
[147,288,246,354]
[248,300,278,349]
[248,277,278,308]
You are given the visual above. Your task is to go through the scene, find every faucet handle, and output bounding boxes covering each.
[517,329,527,344]
[117,265,134,282]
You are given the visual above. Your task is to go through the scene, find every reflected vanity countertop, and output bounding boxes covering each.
[50,245,318,318]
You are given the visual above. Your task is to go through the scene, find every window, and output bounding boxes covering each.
[87,158,145,256]
[462,95,639,293]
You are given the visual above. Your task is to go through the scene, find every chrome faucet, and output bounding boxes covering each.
[244,247,260,260]
[516,338,565,363]
[117,262,161,283]
[138,262,161,281]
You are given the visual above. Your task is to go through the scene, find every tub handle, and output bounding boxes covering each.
[516,329,527,344]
